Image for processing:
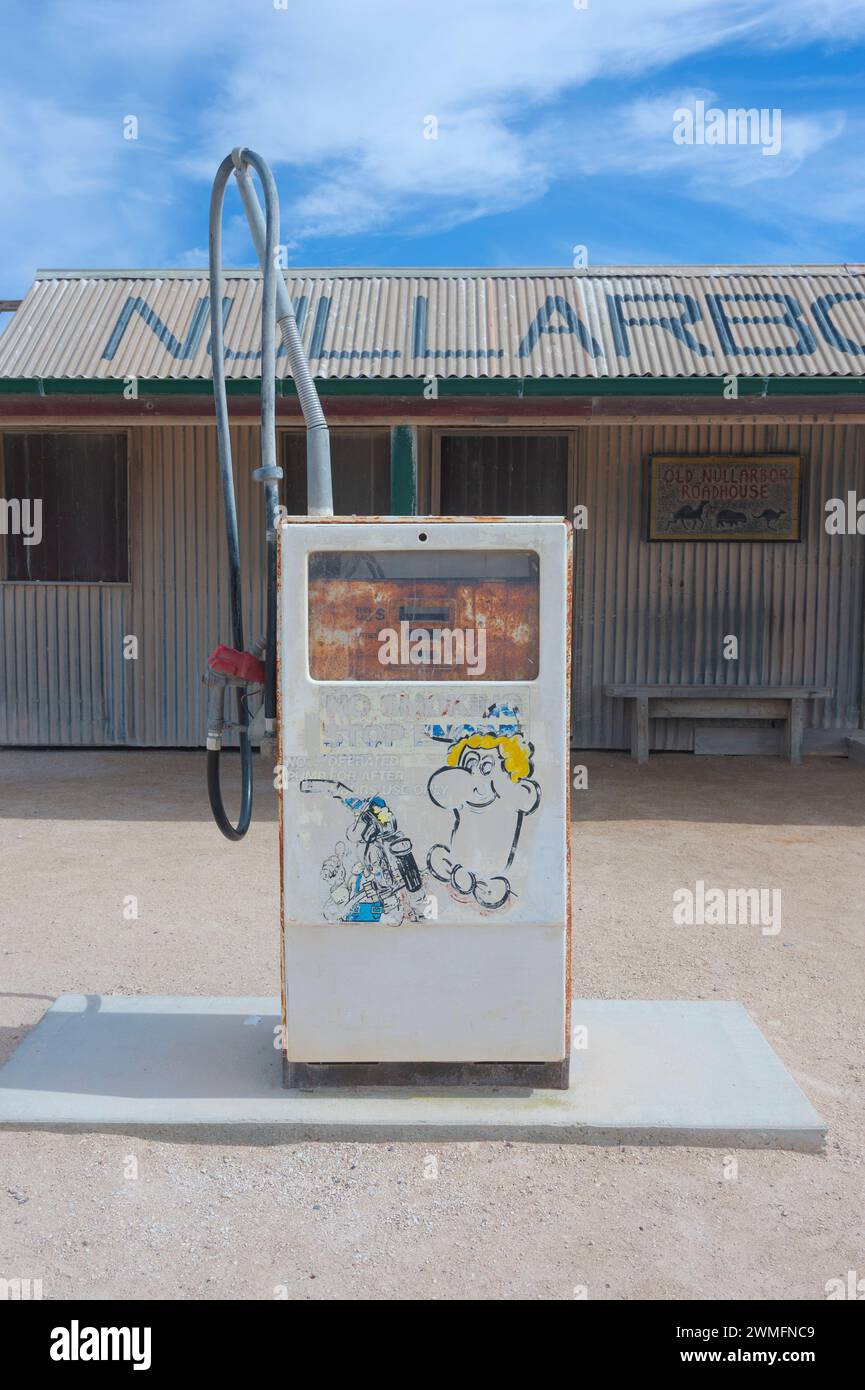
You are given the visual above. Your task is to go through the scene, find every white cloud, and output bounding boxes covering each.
[147,0,865,241]
[0,90,173,285]
[177,0,854,231]
[0,99,116,198]
[562,90,848,186]
[2,0,865,286]
[177,246,209,268]
[585,91,859,235]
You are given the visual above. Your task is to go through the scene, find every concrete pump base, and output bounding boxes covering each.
[0,994,825,1150]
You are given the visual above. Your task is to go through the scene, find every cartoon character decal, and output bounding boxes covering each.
[300,705,539,921]
[424,704,540,910]
[300,779,427,924]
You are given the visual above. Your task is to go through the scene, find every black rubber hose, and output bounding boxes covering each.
[264,481,279,724]
[207,717,253,842]
[206,153,258,841]
[207,151,282,838]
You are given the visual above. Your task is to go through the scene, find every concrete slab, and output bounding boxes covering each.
[846,732,865,766]
[0,994,826,1149]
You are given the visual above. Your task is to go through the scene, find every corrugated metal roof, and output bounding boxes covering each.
[1,265,865,381]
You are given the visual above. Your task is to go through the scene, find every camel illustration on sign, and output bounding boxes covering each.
[672,500,711,530]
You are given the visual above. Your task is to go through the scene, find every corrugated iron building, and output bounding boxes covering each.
[1,266,864,752]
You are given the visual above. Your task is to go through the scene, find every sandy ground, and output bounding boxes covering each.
[0,748,863,1301]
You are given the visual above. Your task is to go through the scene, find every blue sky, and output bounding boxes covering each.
[1,0,865,297]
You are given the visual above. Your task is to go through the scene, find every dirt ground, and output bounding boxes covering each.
[0,748,863,1301]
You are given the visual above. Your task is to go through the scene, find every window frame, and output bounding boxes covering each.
[279,426,392,517]
[430,428,576,518]
[0,428,132,587]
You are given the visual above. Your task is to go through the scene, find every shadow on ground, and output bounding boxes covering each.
[1,747,863,827]
[571,751,865,826]
[0,749,279,822]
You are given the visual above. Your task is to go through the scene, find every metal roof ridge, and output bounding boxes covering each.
[31,263,865,281]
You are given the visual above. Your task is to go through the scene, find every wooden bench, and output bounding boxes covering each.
[603,685,833,766]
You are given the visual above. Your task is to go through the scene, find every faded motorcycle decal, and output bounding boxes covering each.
[299,780,428,925]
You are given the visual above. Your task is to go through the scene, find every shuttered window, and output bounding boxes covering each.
[282,430,390,515]
[2,432,129,582]
[439,434,568,516]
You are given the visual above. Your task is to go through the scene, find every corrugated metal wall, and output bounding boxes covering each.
[2,420,864,748]
[0,425,266,746]
[128,425,267,746]
[572,422,865,749]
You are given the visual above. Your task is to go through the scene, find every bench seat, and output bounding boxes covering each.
[603,685,832,765]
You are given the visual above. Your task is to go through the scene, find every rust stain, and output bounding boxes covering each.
[279,514,541,526]
[277,530,287,1067]
[307,577,538,681]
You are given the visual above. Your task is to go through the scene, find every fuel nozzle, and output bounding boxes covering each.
[204,644,266,751]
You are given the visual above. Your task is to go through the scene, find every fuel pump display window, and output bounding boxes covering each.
[307,550,540,681]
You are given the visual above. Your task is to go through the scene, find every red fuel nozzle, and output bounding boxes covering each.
[207,644,266,684]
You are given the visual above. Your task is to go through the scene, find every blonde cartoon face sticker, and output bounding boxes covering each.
[425,709,540,910]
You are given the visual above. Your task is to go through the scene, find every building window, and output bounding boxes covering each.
[2,433,129,582]
[439,434,568,516]
[282,430,390,515]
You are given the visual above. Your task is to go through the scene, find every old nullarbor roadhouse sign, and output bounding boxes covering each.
[647,455,803,542]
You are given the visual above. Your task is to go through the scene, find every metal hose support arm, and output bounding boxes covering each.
[206,147,332,840]
[207,151,279,839]
[229,150,282,733]
[232,158,334,518]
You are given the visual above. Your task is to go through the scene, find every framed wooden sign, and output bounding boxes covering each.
[647,455,803,542]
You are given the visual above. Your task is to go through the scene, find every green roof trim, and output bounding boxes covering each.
[1,376,865,398]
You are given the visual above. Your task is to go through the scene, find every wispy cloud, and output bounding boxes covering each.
[558,89,848,186]
[1,0,864,288]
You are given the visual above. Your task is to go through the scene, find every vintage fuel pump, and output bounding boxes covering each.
[205,152,572,1088]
